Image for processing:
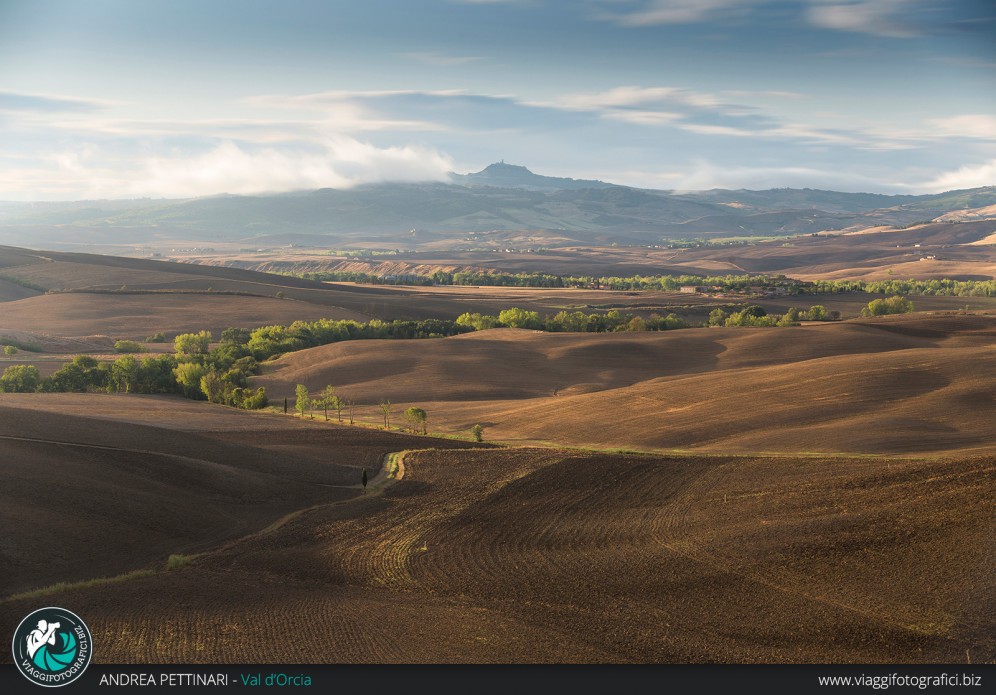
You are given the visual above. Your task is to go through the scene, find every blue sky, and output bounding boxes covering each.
[0,0,994,199]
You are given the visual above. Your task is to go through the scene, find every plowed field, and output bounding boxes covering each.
[2,445,991,663]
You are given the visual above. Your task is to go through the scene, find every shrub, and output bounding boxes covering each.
[404,406,428,434]
[114,340,145,353]
[145,332,167,343]
[861,295,914,317]
[471,424,484,442]
[3,345,16,356]
[805,305,829,321]
[166,554,191,571]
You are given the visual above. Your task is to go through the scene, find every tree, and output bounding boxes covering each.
[471,424,484,442]
[331,394,346,423]
[174,330,212,358]
[0,365,40,393]
[361,468,368,489]
[200,370,226,403]
[861,295,914,317]
[380,399,392,429]
[173,362,209,398]
[498,307,541,329]
[806,305,828,321]
[316,385,337,421]
[455,312,501,331]
[404,406,427,434]
[295,384,310,418]
[48,355,108,392]
[347,399,355,425]
[109,355,139,393]
[243,387,269,410]
[220,327,251,346]
[707,308,729,327]
[3,345,17,356]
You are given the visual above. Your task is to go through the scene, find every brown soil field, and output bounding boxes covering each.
[257,313,996,457]
[0,293,369,341]
[0,394,482,597]
[345,281,996,318]
[0,329,115,353]
[1,281,993,346]
[1,446,991,663]
[3,245,994,347]
[1,243,993,665]
[4,260,212,291]
[181,219,996,281]
[0,277,41,302]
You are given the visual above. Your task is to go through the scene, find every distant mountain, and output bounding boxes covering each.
[0,165,993,249]
[448,161,615,191]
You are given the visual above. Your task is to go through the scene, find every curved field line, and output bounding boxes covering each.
[650,460,963,639]
[0,432,347,488]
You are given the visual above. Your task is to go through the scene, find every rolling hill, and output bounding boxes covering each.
[255,313,996,457]
[0,394,483,597]
[1,437,990,663]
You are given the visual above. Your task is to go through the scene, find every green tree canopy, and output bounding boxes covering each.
[295,384,311,418]
[174,330,212,358]
[404,406,428,435]
[498,308,542,329]
[0,365,40,392]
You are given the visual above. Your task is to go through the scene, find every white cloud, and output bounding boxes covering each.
[919,159,996,193]
[925,114,996,141]
[137,139,454,197]
[603,110,684,125]
[593,0,930,37]
[2,139,455,200]
[597,0,746,26]
[806,0,922,38]
[547,85,722,110]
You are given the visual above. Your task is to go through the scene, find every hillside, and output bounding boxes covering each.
[256,313,996,457]
[0,395,483,597]
[1,439,990,663]
[1,167,993,249]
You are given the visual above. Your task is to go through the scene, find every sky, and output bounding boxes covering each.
[0,0,994,200]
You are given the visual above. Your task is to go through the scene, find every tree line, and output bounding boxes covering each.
[290,386,437,438]
[0,330,267,408]
[289,267,995,298]
[455,308,689,332]
[0,296,916,396]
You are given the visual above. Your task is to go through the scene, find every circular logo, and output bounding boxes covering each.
[11,607,92,687]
